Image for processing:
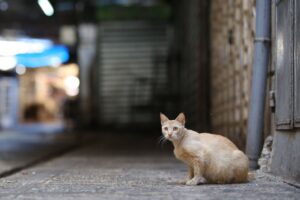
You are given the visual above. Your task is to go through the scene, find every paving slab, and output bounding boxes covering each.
[0,133,299,200]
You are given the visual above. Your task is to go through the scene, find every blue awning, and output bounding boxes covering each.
[16,45,69,68]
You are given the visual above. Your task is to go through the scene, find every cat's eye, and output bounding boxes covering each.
[164,127,168,131]
[173,127,178,131]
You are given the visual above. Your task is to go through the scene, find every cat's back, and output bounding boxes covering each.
[198,133,238,150]
[179,130,244,162]
[187,131,238,151]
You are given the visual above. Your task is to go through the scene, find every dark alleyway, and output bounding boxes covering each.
[0,132,298,200]
[0,0,300,199]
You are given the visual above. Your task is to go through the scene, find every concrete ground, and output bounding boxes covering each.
[0,132,299,200]
[0,129,77,177]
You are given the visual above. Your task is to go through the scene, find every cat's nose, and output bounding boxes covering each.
[167,133,172,138]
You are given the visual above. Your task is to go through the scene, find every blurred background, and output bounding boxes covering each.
[1,0,300,184]
[0,0,259,151]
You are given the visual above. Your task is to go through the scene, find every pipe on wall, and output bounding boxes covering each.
[246,0,271,169]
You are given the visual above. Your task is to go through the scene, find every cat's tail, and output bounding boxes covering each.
[247,171,256,182]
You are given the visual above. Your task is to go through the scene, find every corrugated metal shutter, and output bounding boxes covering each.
[97,21,169,126]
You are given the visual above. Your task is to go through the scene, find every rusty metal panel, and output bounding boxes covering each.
[275,0,294,129]
[294,0,300,127]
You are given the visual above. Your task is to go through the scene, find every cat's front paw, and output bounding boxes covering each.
[186,176,207,186]
[177,179,188,185]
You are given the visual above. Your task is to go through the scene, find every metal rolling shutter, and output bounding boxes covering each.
[97,21,169,125]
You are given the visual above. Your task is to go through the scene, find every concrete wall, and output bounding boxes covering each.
[271,129,300,181]
[209,0,256,150]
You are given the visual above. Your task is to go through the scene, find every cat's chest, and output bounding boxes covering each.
[173,147,194,163]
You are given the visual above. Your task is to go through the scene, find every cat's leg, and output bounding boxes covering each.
[187,165,194,179]
[178,166,194,184]
[186,164,207,185]
[186,176,207,185]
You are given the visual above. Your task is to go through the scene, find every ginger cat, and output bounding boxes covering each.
[160,113,249,185]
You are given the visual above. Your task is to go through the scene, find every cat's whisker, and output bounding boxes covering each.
[157,135,168,148]
[157,136,164,144]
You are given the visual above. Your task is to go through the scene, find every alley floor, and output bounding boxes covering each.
[0,132,299,200]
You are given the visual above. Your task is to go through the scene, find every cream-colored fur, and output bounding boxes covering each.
[160,113,249,185]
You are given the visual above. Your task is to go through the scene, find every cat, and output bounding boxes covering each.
[160,112,249,185]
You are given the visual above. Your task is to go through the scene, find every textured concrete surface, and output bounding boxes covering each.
[0,134,299,200]
[0,129,77,177]
[271,129,300,182]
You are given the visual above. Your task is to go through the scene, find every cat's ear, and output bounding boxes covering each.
[160,113,169,125]
[175,112,185,125]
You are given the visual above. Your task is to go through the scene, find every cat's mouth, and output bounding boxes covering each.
[166,134,173,140]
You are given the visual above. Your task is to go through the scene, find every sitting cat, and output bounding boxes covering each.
[160,112,249,185]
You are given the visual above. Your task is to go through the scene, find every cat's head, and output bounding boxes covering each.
[160,112,185,142]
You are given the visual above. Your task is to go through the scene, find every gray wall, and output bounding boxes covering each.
[271,130,300,181]
[270,0,300,181]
